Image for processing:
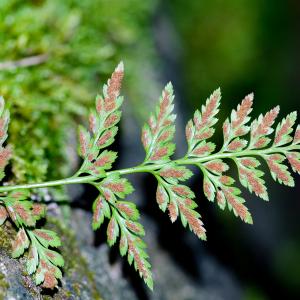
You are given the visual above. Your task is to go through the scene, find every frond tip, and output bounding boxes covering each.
[185,88,221,157]
[76,62,124,176]
[142,82,176,163]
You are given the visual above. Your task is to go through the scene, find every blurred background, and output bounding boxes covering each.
[0,0,299,299]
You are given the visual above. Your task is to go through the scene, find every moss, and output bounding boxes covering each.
[0,272,9,300]
[0,0,158,183]
[0,221,16,252]
[72,283,81,297]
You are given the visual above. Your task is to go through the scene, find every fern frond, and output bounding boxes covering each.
[222,93,253,151]
[142,82,176,163]
[185,88,221,157]
[1,190,63,289]
[1,63,299,291]
[77,62,124,176]
[142,85,299,236]
[27,229,63,289]
[180,91,299,224]
[249,106,280,149]
[91,174,153,289]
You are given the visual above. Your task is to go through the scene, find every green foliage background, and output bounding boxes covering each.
[167,0,299,119]
[0,0,158,183]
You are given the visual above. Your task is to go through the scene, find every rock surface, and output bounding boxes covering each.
[0,214,135,300]
[0,208,242,300]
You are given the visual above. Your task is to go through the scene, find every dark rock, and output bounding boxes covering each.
[0,205,243,300]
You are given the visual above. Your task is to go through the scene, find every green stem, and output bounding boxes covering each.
[0,165,160,193]
[176,144,300,165]
[0,144,299,193]
[0,175,96,192]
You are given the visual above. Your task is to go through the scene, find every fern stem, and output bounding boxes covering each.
[0,144,298,193]
[176,144,300,165]
[0,165,159,193]
[0,175,97,192]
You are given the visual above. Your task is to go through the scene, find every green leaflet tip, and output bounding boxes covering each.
[289,181,295,188]
[247,92,254,101]
[165,82,173,93]
[92,223,100,231]
[201,233,207,241]
[245,213,253,225]
[274,105,280,113]
[148,282,154,291]
[214,87,221,96]
[145,276,154,290]
[116,61,124,72]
